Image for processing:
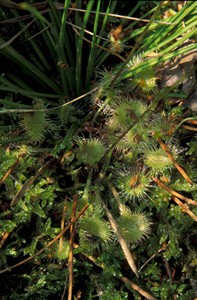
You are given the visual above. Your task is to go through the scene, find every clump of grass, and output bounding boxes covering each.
[0,1,196,299]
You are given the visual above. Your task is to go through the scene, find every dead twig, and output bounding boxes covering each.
[162,255,173,281]
[100,198,138,277]
[157,137,192,184]
[0,159,19,186]
[138,244,167,273]
[68,20,125,62]
[67,7,176,25]
[181,125,197,131]
[0,87,98,115]
[120,276,158,300]
[59,199,67,253]
[0,232,10,249]
[173,196,197,222]
[67,195,78,300]
[0,19,36,49]
[152,177,197,206]
[74,242,156,299]
[185,119,197,125]
[0,0,46,10]
[11,158,55,206]
[107,181,125,212]
[0,203,89,274]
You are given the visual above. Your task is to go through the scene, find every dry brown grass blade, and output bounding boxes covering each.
[0,19,35,49]
[0,87,98,115]
[0,232,10,249]
[11,176,35,206]
[101,199,138,277]
[157,137,192,184]
[59,199,67,253]
[67,7,176,25]
[162,255,173,281]
[173,196,197,222]
[68,20,125,62]
[152,177,197,206]
[0,0,21,9]
[181,125,197,131]
[0,1,46,10]
[74,243,157,299]
[107,181,125,212]
[67,195,78,300]
[0,159,19,186]
[138,245,167,273]
[0,203,89,274]
[11,158,55,206]
[185,120,197,125]
[120,276,158,300]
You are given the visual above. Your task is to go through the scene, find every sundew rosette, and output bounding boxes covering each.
[116,167,151,201]
[105,98,149,150]
[144,147,179,175]
[117,206,151,244]
[75,137,105,167]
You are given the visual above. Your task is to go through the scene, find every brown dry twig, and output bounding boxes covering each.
[11,158,55,206]
[0,1,46,10]
[120,276,158,300]
[100,197,138,277]
[0,159,19,186]
[0,19,36,49]
[138,244,168,273]
[107,181,125,212]
[185,119,197,125]
[152,177,197,207]
[68,20,125,62]
[162,255,173,281]
[0,232,10,249]
[0,203,89,274]
[73,243,157,299]
[67,195,78,300]
[173,196,197,222]
[181,125,197,131]
[67,7,176,25]
[59,199,67,253]
[157,137,192,184]
[0,88,98,115]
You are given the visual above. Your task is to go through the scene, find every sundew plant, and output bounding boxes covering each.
[0,1,197,299]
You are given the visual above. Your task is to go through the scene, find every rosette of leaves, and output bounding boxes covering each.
[105,98,149,151]
[117,206,151,244]
[133,67,157,94]
[78,206,112,255]
[143,145,180,175]
[75,137,105,167]
[116,167,151,201]
[20,100,47,143]
[20,99,59,143]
